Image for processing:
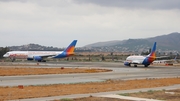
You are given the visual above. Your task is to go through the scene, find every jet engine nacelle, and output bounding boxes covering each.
[124,61,130,66]
[33,56,42,61]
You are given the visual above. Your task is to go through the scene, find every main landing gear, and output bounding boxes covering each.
[134,64,137,67]
[38,60,46,62]
[10,58,16,62]
[144,65,149,67]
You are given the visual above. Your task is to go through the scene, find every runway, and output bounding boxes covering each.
[0,62,180,86]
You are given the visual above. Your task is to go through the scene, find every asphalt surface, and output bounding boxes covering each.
[1,61,180,101]
[0,62,180,86]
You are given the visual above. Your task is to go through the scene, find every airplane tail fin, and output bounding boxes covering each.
[64,40,77,53]
[142,42,157,66]
[149,42,156,58]
[53,40,77,58]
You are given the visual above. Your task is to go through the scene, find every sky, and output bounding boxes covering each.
[0,0,180,48]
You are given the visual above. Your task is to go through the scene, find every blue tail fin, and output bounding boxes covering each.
[143,42,157,66]
[53,40,77,58]
[64,40,77,52]
[149,42,156,57]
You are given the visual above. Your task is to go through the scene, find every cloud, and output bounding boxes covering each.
[0,0,180,47]
[74,0,180,10]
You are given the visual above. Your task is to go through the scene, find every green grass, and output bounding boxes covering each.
[119,93,130,96]
[147,90,155,94]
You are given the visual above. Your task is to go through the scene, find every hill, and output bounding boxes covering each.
[7,32,180,52]
[84,32,180,52]
[9,43,62,51]
[8,44,90,52]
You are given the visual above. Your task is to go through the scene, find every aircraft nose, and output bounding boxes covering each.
[3,54,6,57]
[124,61,129,66]
[3,54,7,57]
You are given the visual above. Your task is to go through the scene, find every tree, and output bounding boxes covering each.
[0,47,9,59]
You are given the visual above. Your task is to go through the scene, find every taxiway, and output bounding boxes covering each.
[0,62,180,86]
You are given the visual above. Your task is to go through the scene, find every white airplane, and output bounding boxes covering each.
[3,40,77,62]
[124,42,156,67]
[153,52,179,64]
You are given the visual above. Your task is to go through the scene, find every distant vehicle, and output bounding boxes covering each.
[124,42,156,67]
[3,40,77,62]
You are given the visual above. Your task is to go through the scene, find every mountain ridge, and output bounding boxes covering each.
[7,32,180,52]
[84,32,180,52]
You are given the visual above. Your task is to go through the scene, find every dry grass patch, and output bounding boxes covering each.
[121,89,180,101]
[0,78,180,100]
[0,66,112,76]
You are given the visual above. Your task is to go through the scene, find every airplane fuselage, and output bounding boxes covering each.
[3,51,62,59]
[125,55,146,64]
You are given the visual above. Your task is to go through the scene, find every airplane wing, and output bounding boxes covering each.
[28,54,56,58]
[131,60,141,64]
[28,54,57,61]
[38,54,56,58]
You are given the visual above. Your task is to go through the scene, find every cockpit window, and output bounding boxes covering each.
[4,53,10,56]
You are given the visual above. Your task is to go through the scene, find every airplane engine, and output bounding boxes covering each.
[124,61,130,66]
[33,56,42,61]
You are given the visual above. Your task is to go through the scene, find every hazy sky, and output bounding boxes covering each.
[0,0,180,47]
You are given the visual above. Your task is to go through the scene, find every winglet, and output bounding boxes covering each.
[174,52,178,61]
